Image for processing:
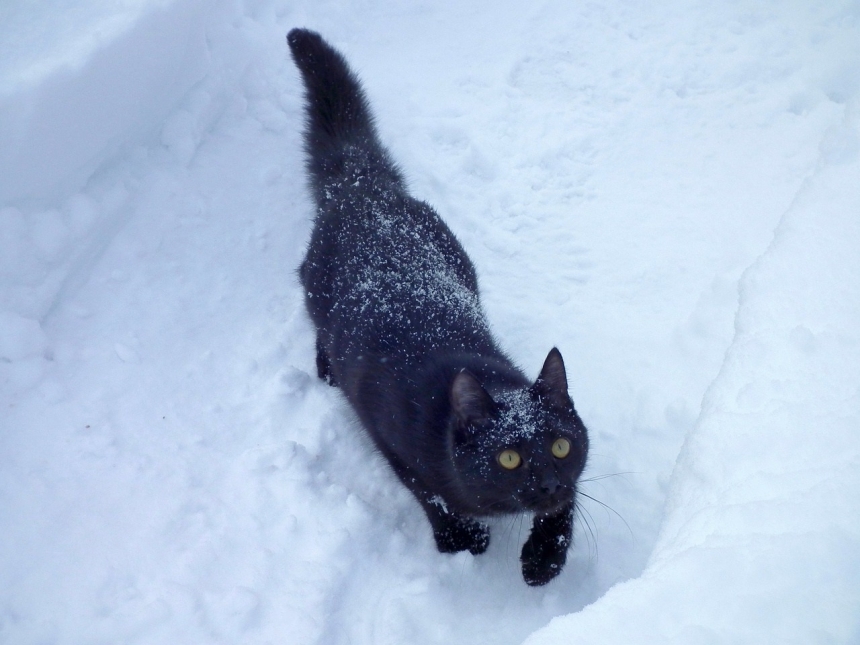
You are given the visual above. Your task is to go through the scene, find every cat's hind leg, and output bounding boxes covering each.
[520,502,573,586]
[315,336,336,386]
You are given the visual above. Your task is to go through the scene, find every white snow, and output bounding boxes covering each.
[1,0,858,643]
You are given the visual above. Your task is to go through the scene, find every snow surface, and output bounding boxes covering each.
[1,0,859,643]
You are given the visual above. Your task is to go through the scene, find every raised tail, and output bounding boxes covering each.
[287,29,403,199]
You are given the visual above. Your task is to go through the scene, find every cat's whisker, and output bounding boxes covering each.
[574,498,599,562]
[578,491,633,539]
[514,512,528,570]
[503,514,519,563]
[579,471,635,484]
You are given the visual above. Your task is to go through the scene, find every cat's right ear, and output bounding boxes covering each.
[450,370,494,425]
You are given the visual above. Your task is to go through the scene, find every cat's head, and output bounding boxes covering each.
[448,348,589,516]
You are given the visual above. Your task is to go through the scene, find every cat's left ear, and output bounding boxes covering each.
[450,370,495,425]
[532,347,572,410]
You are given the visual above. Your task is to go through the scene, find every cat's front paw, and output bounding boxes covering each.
[433,516,490,555]
[520,530,569,586]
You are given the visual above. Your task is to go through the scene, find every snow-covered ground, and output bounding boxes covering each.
[1,1,859,643]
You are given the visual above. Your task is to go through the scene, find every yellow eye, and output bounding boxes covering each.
[498,449,521,470]
[551,438,571,459]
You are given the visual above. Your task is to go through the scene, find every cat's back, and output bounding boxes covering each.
[317,178,491,360]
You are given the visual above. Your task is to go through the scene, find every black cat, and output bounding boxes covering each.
[287,28,589,586]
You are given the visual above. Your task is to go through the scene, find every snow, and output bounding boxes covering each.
[1,0,858,643]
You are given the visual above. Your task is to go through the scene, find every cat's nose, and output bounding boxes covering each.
[541,471,561,494]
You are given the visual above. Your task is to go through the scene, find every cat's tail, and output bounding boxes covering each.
[287,29,403,197]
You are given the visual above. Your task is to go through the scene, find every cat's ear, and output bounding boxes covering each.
[533,348,572,410]
[450,370,494,425]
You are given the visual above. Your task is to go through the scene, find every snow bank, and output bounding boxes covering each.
[0,0,211,206]
[525,106,860,644]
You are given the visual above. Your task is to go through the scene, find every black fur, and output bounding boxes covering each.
[287,28,589,586]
